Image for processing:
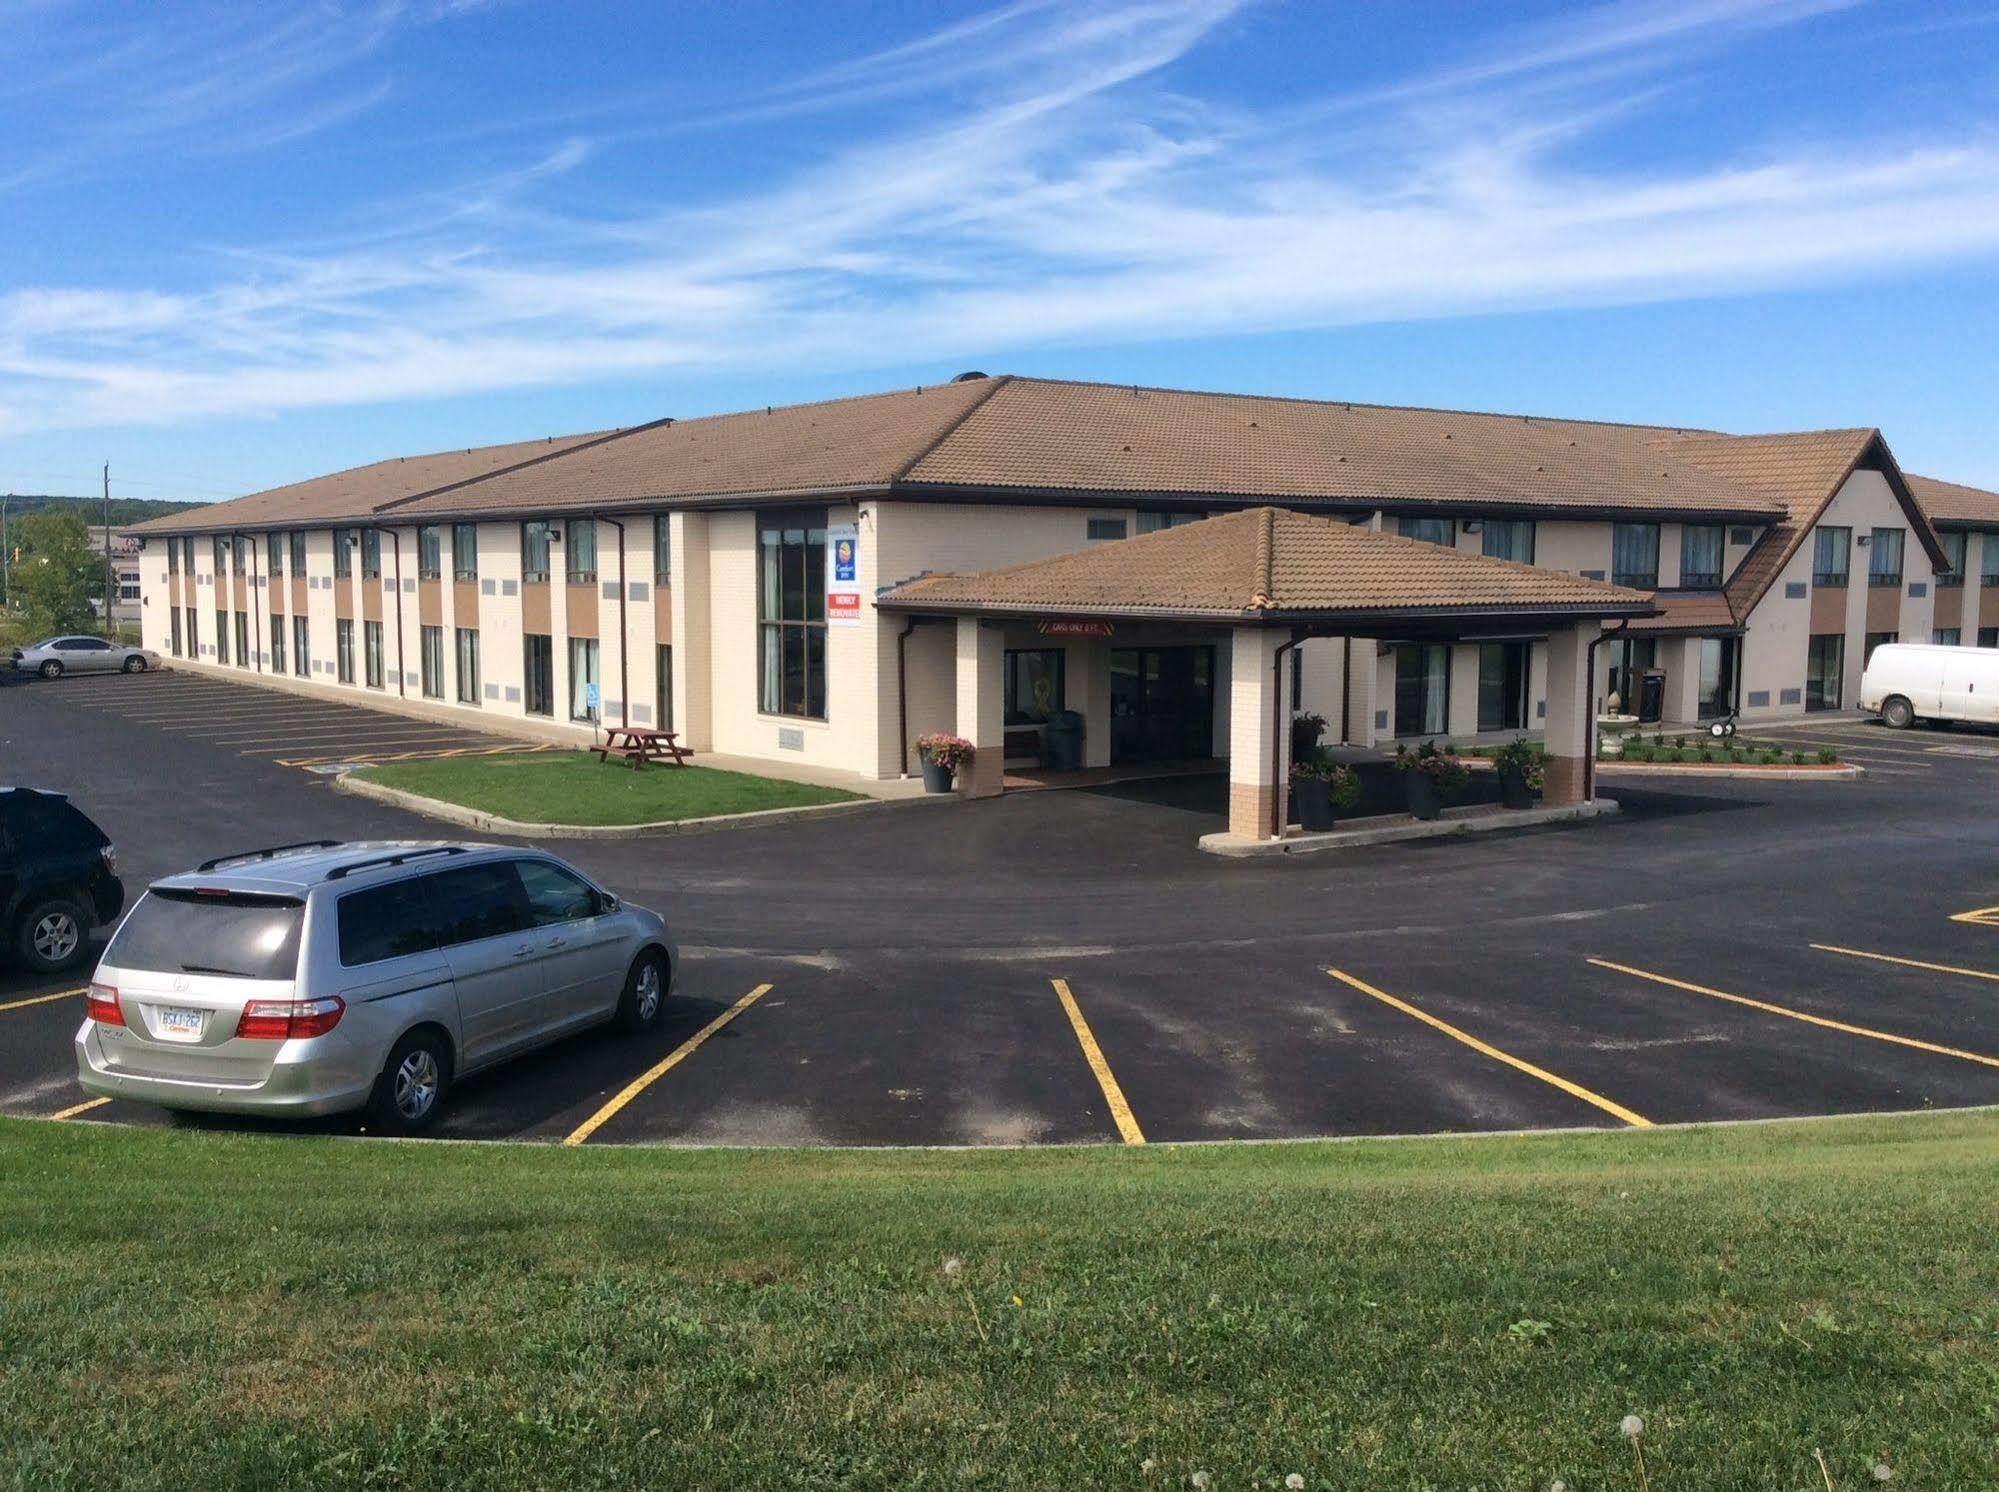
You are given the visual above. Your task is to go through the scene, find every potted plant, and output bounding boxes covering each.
[915,733,974,793]
[1290,748,1362,832]
[1393,741,1469,821]
[1491,738,1544,810]
[1290,711,1328,765]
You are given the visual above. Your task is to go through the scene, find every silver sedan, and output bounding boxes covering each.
[11,635,161,678]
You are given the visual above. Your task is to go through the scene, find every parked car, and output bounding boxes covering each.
[1859,642,1999,729]
[0,788,124,974]
[11,635,160,678]
[75,841,675,1133]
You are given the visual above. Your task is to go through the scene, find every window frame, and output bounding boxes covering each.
[1085,517,1128,542]
[1003,648,1068,726]
[420,624,444,699]
[1805,633,1843,712]
[755,508,828,721]
[521,521,551,583]
[1866,528,1904,588]
[653,515,671,585]
[1611,523,1660,589]
[568,636,600,722]
[452,523,478,581]
[269,613,285,672]
[1479,519,1535,565]
[417,525,443,581]
[455,627,480,705]
[1936,530,1966,587]
[363,620,385,689]
[360,529,382,582]
[290,531,307,575]
[1396,516,1456,548]
[1678,524,1724,588]
[333,529,355,580]
[267,532,284,578]
[292,615,309,677]
[336,618,356,684]
[565,518,597,583]
[1812,525,1850,587]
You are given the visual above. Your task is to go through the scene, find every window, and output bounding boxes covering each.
[569,637,600,721]
[420,625,443,699]
[167,542,178,575]
[292,616,309,677]
[425,862,533,947]
[1477,642,1528,732]
[269,615,285,673]
[521,521,551,582]
[233,611,249,668]
[267,533,284,577]
[1680,525,1724,588]
[360,529,381,581]
[334,528,355,580]
[418,525,442,581]
[1937,531,1966,587]
[103,889,303,981]
[1982,628,1999,649]
[212,536,227,577]
[1393,643,1448,737]
[364,620,384,688]
[1812,526,1850,586]
[337,880,441,966]
[336,619,356,683]
[1084,517,1128,542]
[184,607,197,656]
[231,536,247,576]
[1864,630,1898,665]
[452,523,478,580]
[290,531,307,575]
[1867,528,1903,588]
[1004,649,1066,725]
[456,628,480,704]
[1696,636,1735,719]
[1806,634,1843,711]
[566,518,597,582]
[183,536,197,576]
[1612,523,1659,588]
[653,515,672,585]
[524,634,553,715]
[756,508,827,719]
[1480,520,1535,565]
[1397,517,1456,547]
[1983,537,1999,588]
[1136,510,1201,535]
[215,607,229,663]
[1934,627,1961,646]
[656,645,673,729]
[169,609,182,656]
[516,860,600,925]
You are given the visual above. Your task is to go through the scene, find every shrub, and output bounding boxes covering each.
[1792,750,1806,765]
[916,733,975,771]
[1758,749,1779,765]
[1816,746,1838,765]
[1291,747,1362,808]
[1393,740,1470,791]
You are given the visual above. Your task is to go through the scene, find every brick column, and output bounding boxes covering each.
[1543,621,1600,806]
[1227,629,1288,840]
[955,616,1004,798]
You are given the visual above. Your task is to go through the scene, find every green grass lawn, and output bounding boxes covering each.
[353,750,863,826]
[3,1112,1997,1489]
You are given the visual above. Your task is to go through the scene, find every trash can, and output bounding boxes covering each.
[1042,710,1085,771]
[1637,668,1667,724]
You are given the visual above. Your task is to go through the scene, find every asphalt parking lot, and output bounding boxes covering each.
[5,665,1999,1147]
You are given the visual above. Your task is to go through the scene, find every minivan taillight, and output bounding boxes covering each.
[85,982,125,1027]
[235,996,344,1040]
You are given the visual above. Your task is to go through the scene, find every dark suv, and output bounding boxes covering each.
[0,789,125,974]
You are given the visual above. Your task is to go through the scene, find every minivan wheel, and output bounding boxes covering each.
[615,949,669,1033]
[16,895,89,974]
[367,1031,450,1135]
[122,655,146,673]
[38,659,61,680]
[1881,695,1915,729]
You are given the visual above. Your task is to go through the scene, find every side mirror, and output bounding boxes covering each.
[597,892,619,916]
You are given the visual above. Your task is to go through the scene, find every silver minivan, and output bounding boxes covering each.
[75,840,676,1133]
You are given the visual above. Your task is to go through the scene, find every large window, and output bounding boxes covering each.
[360,529,381,581]
[1004,649,1066,725]
[653,515,672,585]
[566,519,597,583]
[233,611,249,668]
[1679,525,1724,588]
[521,521,551,582]
[333,528,355,580]
[212,536,228,578]
[183,536,197,576]
[1867,528,1903,588]
[756,508,827,720]
[1604,636,1658,715]
[215,607,229,664]
[420,625,443,698]
[169,609,181,656]
[166,541,179,575]
[1812,526,1850,586]
[231,536,247,576]
[1935,627,1961,646]
[1477,642,1528,732]
[569,637,600,722]
[1137,510,1201,535]
[456,628,480,704]
[267,533,284,577]
[1937,531,1966,587]
[290,531,307,575]
[184,607,197,657]
[1696,636,1735,719]
[417,525,442,581]
[452,523,478,580]
[1397,516,1455,547]
[292,616,309,677]
[1982,628,1999,648]
[1983,536,1999,588]
[1612,524,1659,588]
[1393,643,1448,737]
[364,620,384,689]
[336,618,355,684]
[1864,630,1898,664]
[269,615,285,673]
[524,633,553,715]
[1480,520,1534,565]
[1806,634,1843,711]
[656,644,672,729]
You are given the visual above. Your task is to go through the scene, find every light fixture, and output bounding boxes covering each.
[1461,519,1482,534]
[1856,533,1871,547]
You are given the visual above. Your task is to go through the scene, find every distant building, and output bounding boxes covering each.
[87,528,144,626]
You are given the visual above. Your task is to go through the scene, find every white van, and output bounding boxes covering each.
[1858,643,1999,729]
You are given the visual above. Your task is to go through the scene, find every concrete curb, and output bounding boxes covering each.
[1199,798,1619,857]
[1595,761,1865,781]
[334,771,952,839]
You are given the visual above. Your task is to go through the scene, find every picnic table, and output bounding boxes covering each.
[592,725,693,769]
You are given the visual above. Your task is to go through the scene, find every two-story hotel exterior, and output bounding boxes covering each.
[129,374,1972,836]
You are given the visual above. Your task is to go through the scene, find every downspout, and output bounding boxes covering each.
[1339,637,1352,745]
[897,617,919,777]
[1270,629,1301,839]
[1583,618,1630,804]
[601,515,630,726]
[232,532,262,673]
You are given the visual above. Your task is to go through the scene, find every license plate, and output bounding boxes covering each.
[157,1006,204,1038]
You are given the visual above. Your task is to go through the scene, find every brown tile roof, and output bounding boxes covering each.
[1626,591,1738,635]
[903,377,1770,516]
[1908,473,1999,527]
[880,507,1655,623]
[126,430,618,535]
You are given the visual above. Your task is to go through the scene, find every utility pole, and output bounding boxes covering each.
[102,464,113,633]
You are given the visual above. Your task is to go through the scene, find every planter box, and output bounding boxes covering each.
[1497,764,1540,810]
[1291,776,1338,832]
[920,758,955,794]
[1402,771,1443,821]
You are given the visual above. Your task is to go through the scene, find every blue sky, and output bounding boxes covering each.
[3,0,1999,503]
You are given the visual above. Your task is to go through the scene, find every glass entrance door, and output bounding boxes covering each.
[1109,646,1216,762]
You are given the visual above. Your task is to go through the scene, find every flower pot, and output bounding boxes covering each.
[920,758,955,793]
[1291,776,1337,833]
[1497,764,1538,810]
[1402,771,1442,821]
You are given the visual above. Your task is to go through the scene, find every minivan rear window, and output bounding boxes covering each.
[104,889,304,981]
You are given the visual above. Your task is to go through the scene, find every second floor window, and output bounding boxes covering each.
[290,530,307,574]
[418,525,442,580]
[521,521,551,582]
[567,518,597,582]
[453,523,478,580]
[1612,523,1659,588]
[654,514,671,585]
[167,541,178,575]
[267,533,284,577]
[1937,530,1966,586]
[360,529,382,580]
[1812,525,1850,586]
[1679,525,1724,588]
[1480,520,1534,565]
[334,528,355,579]
[213,536,228,576]
[1867,528,1904,588]
[231,536,247,575]
[1397,516,1455,547]
[1984,536,1999,588]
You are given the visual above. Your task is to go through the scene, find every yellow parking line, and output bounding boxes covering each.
[1587,958,1999,1070]
[50,1096,111,1121]
[563,983,774,1146]
[1810,944,1999,984]
[0,985,85,1014]
[1050,978,1145,1144]
[1326,966,1652,1127]
[1949,905,1999,927]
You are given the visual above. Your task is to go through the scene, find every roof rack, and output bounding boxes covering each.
[323,845,469,881]
[197,840,344,873]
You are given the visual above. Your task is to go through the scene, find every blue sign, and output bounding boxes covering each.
[834,535,857,582]
[585,683,600,709]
